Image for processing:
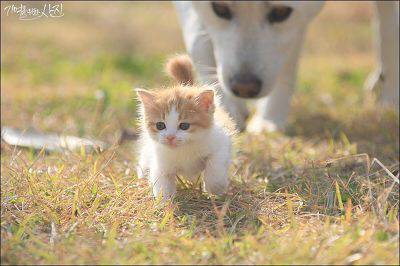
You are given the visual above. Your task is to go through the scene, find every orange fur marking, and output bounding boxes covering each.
[165,54,194,86]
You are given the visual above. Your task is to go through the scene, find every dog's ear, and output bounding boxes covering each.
[165,54,195,86]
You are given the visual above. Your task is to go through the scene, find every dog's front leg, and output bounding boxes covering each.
[247,45,301,133]
[247,82,295,133]
[219,92,248,132]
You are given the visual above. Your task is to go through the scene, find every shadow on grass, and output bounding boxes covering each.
[171,183,303,236]
[286,104,399,161]
[171,153,398,236]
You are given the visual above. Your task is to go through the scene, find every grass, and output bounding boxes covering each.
[1,1,399,265]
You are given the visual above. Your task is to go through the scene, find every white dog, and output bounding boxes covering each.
[174,1,399,132]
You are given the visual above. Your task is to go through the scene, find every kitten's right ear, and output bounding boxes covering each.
[135,88,155,105]
[196,89,215,112]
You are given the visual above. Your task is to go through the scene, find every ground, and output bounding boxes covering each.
[1,2,399,265]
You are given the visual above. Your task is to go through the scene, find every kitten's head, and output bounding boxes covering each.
[136,55,216,148]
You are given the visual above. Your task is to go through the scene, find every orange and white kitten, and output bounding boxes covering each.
[136,55,236,200]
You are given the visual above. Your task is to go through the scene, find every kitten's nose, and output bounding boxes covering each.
[166,135,176,142]
[229,73,262,98]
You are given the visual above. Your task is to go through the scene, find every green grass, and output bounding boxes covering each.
[1,1,399,265]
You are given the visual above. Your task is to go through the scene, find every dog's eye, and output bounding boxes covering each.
[211,2,232,20]
[156,122,166,130]
[179,122,190,130]
[267,6,292,24]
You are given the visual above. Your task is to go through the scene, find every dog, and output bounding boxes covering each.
[174,1,399,132]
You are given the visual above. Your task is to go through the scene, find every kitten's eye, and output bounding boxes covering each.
[211,2,232,20]
[179,122,190,130]
[267,6,292,24]
[156,122,166,130]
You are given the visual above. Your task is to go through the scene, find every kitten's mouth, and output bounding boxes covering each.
[165,141,178,148]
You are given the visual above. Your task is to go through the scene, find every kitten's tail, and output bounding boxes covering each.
[166,54,194,86]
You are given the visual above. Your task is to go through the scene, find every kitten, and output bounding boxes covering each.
[136,55,236,201]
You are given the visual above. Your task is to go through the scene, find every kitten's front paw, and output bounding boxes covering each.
[151,175,177,201]
[246,116,280,133]
[153,187,176,202]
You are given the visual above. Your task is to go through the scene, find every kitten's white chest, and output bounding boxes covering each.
[178,155,207,181]
[159,143,209,177]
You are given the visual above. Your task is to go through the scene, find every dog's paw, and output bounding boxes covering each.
[246,116,280,133]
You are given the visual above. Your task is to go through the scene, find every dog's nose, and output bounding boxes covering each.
[230,74,262,98]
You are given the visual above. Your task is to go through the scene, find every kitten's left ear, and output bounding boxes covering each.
[196,90,214,112]
[135,88,155,105]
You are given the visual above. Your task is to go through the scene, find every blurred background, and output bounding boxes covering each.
[1,1,398,159]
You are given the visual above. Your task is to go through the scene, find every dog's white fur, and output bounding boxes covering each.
[174,1,399,132]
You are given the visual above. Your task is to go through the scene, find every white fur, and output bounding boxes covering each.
[137,104,231,201]
[174,1,399,133]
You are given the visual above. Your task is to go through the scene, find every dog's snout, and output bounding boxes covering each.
[229,73,262,98]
